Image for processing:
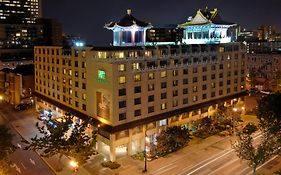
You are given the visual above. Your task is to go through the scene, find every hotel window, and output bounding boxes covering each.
[211,74,216,79]
[183,78,188,85]
[161,82,167,89]
[202,75,207,81]
[183,69,188,75]
[75,101,79,107]
[227,80,231,85]
[69,98,73,105]
[193,77,198,83]
[82,104,86,111]
[148,72,154,80]
[148,84,154,91]
[211,92,216,97]
[227,71,231,77]
[134,109,141,117]
[183,98,188,104]
[173,80,178,86]
[63,68,66,74]
[173,100,178,107]
[173,90,178,97]
[119,101,126,108]
[173,70,178,76]
[227,88,231,93]
[119,88,126,96]
[134,74,141,82]
[183,88,188,94]
[227,63,231,69]
[119,113,126,121]
[148,95,154,102]
[219,73,223,78]
[241,77,245,82]
[202,84,207,90]
[118,64,125,71]
[219,81,223,87]
[134,86,141,93]
[211,82,216,88]
[82,93,86,100]
[132,62,140,70]
[69,79,72,85]
[119,76,126,84]
[161,71,167,78]
[75,81,79,87]
[161,93,167,99]
[134,98,141,105]
[82,62,86,68]
[211,65,216,71]
[148,106,154,113]
[193,67,198,73]
[82,83,86,90]
[202,94,207,99]
[75,71,79,77]
[193,96,198,102]
[219,90,223,95]
[202,66,207,72]
[193,86,198,92]
[219,64,223,69]
[69,88,72,94]
[75,91,78,97]
[234,87,238,92]
[82,73,86,79]
[161,103,167,110]
[234,78,238,83]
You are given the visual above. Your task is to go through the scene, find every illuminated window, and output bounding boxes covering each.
[69,69,72,76]
[161,71,167,78]
[161,103,167,110]
[193,96,198,102]
[148,72,154,80]
[193,86,198,92]
[134,74,141,82]
[119,76,126,84]
[98,70,106,80]
[132,63,140,70]
[118,64,125,71]
[82,93,86,100]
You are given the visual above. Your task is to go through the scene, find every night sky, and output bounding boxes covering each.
[43,0,281,46]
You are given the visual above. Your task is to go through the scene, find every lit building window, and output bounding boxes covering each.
[161,71,167,78]
[161,103,167,110]
[148,72,154,79]
[119,76,126,84]
[193,96,198,102]
[118,64,125,71]
[82,93,86,100]
[134,74,141,82]
[132,62,140,70]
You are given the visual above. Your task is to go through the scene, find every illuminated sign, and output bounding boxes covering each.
[98,70,106,80]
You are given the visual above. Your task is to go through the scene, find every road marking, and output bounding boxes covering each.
[30,158,36,165]
[10,163,16,168]
[245,155,279,175]
[152,163,176,174]
[15,164,22,173]
[180,132,263,175]
[208,157,238,175]
[17,143,22,149]
[154,165,178,175]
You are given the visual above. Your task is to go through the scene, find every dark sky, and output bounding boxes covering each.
[43,0,281,46]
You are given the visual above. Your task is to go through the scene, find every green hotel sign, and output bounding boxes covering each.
[97,70,108,84]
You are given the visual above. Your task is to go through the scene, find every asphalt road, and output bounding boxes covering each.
[0,104,54,175]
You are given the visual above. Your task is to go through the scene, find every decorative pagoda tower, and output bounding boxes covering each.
[105,9,153,46]
[179,8,237,44]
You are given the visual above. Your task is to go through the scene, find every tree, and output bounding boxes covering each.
[155,126,191,156]
[24,117,97,171]
[243,123,258,135]
[232,132,273,175]
[0,125,17,175]
[248,69,257,87]
[257,93,281,133]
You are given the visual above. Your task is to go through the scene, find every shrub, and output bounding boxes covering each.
[101,161,121,169]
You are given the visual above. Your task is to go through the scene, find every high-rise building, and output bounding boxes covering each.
[0,0,41,24]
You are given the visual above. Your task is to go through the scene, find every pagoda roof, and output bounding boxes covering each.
[179,8,235,27]
[105,9,152,29]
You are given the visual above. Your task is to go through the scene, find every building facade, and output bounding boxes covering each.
[0,0,41,24]
[34,42,246,160]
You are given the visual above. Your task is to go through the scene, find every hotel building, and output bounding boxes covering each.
[34,8,246,161]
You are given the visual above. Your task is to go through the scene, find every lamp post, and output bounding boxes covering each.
[69,160,78,175]
[143,130,148,173]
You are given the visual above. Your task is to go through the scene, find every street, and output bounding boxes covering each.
[0,104,55,175]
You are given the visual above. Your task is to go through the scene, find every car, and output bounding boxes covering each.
[46,120,58,128]
[37,114,49,121]
[15,103,28,111]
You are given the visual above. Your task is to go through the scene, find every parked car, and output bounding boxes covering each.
[15,104,28,111]
[37,114,49,121]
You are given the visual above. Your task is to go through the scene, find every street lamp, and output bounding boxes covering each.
[69,160,78,174]
[143,130,148,173]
